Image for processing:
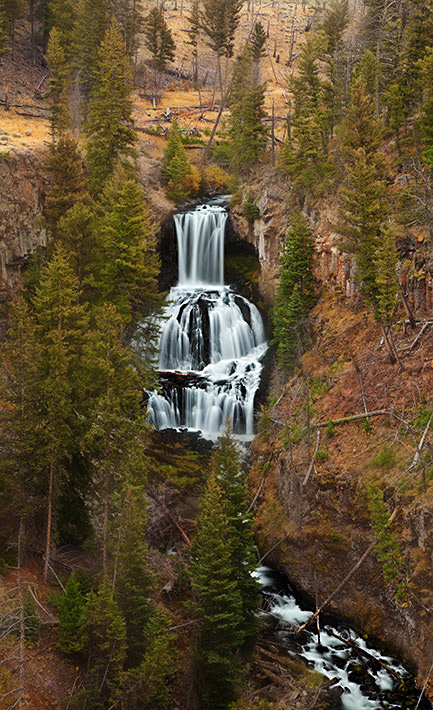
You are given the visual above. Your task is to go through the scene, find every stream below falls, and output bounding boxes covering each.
[148,199,431,709]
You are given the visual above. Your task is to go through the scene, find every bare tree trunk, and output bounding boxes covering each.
[44,463,54,583]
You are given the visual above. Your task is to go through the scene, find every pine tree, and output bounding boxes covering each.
[86,18,135,195]
[44,135,89,241]
[273,214,315,369]
[73,0,109,99]
[57,571,88,655]
[190,475,245,709]
[46,27,70,144]
[91,170,162,324]
[50,0,76,58]
[250,21,266,63]
[112,0,144,59]
[0,0,22,52]
[120,606,174,710]
[279,32,335,198]
[339,151,390,305]
[143,7,175,71]
[229,45,267,170]
[33,246,89,581]
[86,576,127,702]
[114,483,153,665]
[339,76,383,161]
[321,0,348,55]
[210,424,260,650]
[82,304,147,571]
[24,589,40,642]
[160,118,193,201]
[0,297,39,519]
[200,0,244,94]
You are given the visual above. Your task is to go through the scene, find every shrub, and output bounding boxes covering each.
[370,445,396,470]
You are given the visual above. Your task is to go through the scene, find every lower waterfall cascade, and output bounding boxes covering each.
[148,201,268,440]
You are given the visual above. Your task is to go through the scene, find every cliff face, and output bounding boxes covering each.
[0,149,48,300]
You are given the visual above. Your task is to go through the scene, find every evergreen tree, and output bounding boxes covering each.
[339,76,383,161]
[279,32,335,198]
[374,226,398,327]
[143,7,175,71]
[160,118,193,201]
[229,45,267,170]
[0,0,22,51]
[210,424,260,650]
[273,214,315,369]
[112,0,144,59]
[82,304,147,571]
[73,0,109,99]
[91,170,162,324]
[24,589,41,642]
[321,0,348,55]
[57,571,88,655]
[86,18,135,195]
[250,21,266,63]
[46,27,70,144]
[33,246,89,581]
[0,297,39,519]
[190,475,245,709]
[50,0,76,58]
[114,482,153,665]
[339,151,390,304]
[200,0,243,92]
[44,135,89,241]
[120,606,174,710]
[86,576,127,703]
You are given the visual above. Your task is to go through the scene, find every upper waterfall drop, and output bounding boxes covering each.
[148,201,268,441]
[175,205,227,288]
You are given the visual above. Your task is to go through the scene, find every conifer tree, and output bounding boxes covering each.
[321,0,348,55]
[161,118,193,201]
[250,21,266,63]
[46,27,70,144]
[0,297,39,519]
[23,590,40,642]
[86,18,135,195]
[143,7,175,71]
[190,475,245,709]
[57,571,88,655]
[33,246,89,581]
[91,170,162,325]
[44,135,89,241]
[113,0,144,59]
[114,482,153,665]
[210,424,260,650]
[200,0,243,93]
[73,0,109,99]
[120,605,174,710]
[229,45,267,170]
[0,0,22,52]
[82,304,147,571]
[50,0,76,58]
[273,214,315,369]
[86,576,127,703]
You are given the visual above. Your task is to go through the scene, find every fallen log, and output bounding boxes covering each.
[314,409,389,427]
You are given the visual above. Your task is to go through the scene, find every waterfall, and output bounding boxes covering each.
[148,202,268,440]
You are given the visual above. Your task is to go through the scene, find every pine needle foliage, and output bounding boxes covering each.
[85,18,135,196]
[143,7,175,71]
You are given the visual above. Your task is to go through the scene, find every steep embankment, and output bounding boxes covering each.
[231,171,433,698]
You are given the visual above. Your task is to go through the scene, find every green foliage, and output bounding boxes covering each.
[366,475,401,582]
[370,445,396,471]
[24,590,40,642]
[90,170,162,326]
[374,227,398,326]
[85,18,135,195]
[73,0,109,98]
[86,576,127,702]
[242,192,260,221]
[315,447,329,463]
[190,425,260,708]
[326,419,335,437]
[273,213,315,369]
[229,46,267,170]
[0,150,11,161]
[321,0,349,55]
[161,118,194,201]
[250,21,266,62]
[143,7,175,71]
[120,606,175,710]
[200,0,243,59]
[46,27,71,144]
[57,571,88,655]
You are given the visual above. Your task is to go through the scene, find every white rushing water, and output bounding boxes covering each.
[148,203,267,440]
[254,566,419,710]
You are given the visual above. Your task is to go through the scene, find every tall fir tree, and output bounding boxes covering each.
[229,44,267,170]
[57,571,88,655]
[50,0,76,59]
[46,27,70,144]
[73,0,109,99]
[143,7,175,71]
[186,0,200,85]
[33,246,89,580]
[160,118,193,201]
[273,214,315,369]
[90,170,162,326]
[190,474,245,709]
[86,18,135,195]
